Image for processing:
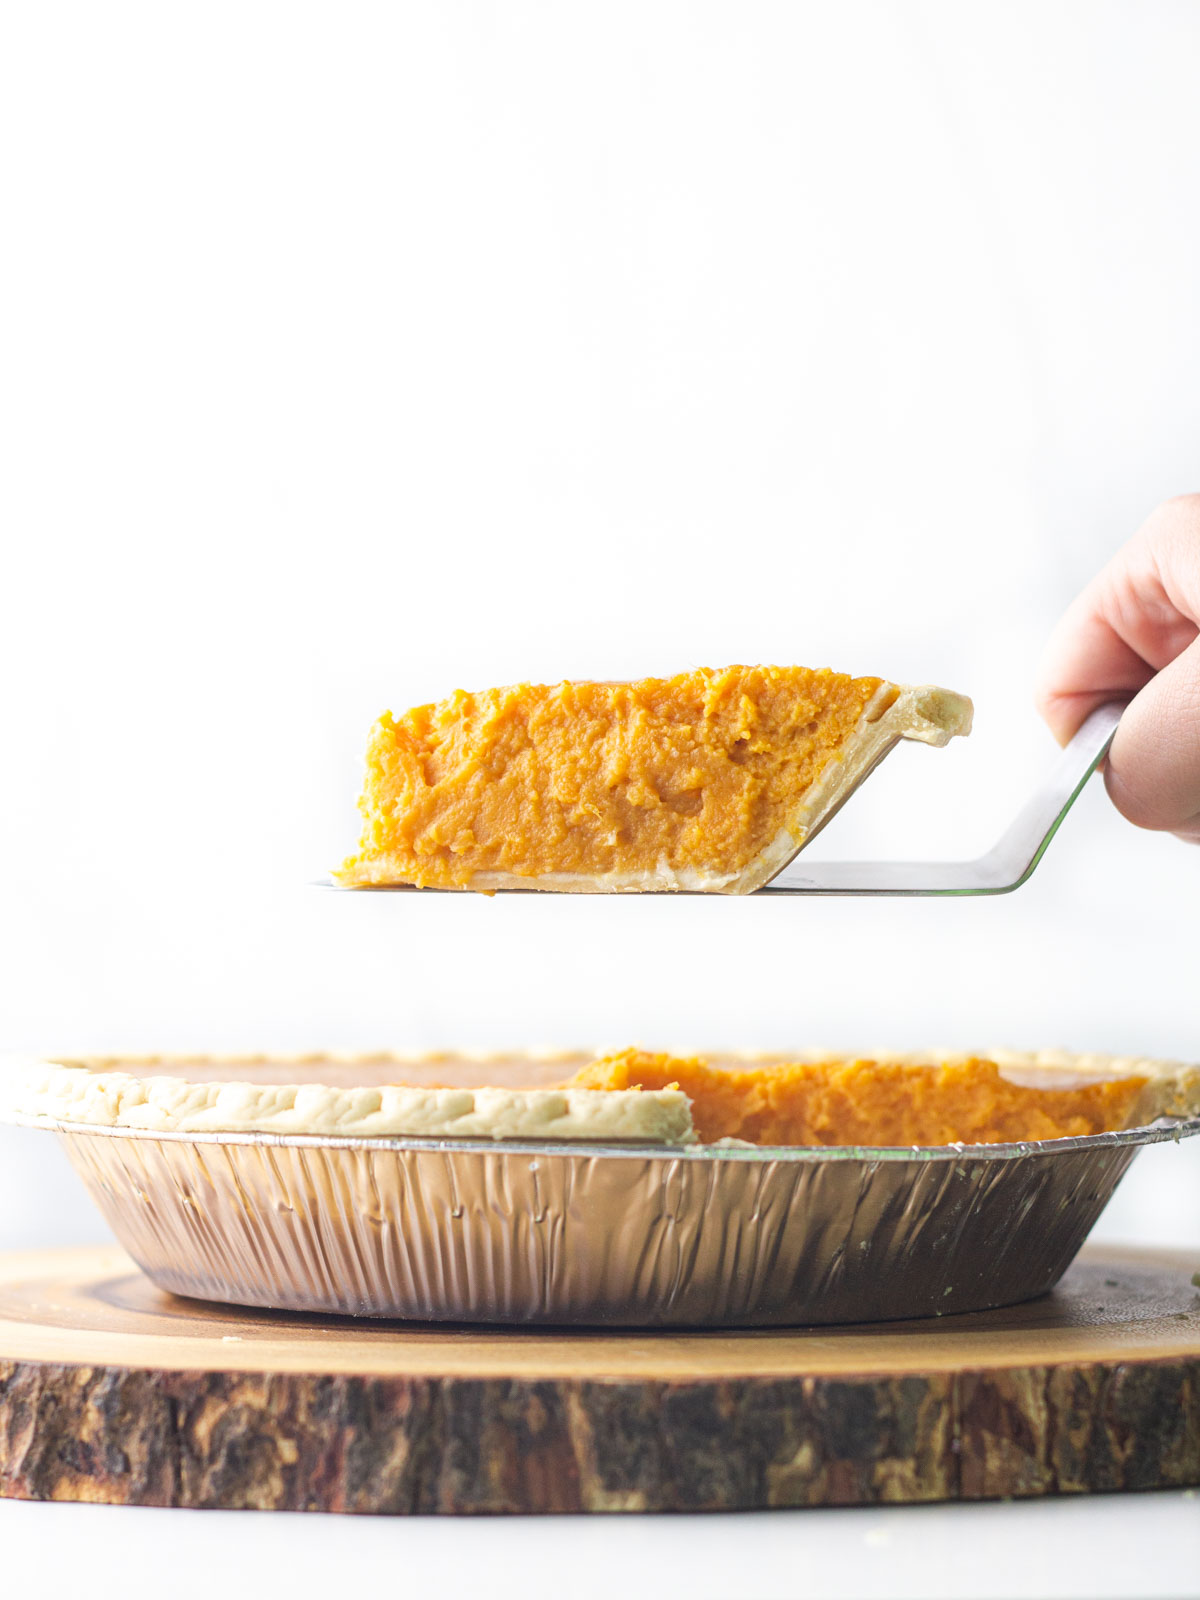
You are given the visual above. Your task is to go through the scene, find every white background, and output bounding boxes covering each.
[1,4,1199,1594]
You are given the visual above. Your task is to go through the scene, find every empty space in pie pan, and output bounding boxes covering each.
[9,1114,1197,1330]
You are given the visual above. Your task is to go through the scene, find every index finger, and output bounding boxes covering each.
[1035,499,1200,744]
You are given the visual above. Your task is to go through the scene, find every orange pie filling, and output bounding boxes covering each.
[566,1049,1150,1147]
[336,665,907,891]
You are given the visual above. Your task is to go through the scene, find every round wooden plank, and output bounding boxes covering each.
[0,1243,1197,1513]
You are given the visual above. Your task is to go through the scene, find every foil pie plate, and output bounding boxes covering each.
[33,1115,1200,1327]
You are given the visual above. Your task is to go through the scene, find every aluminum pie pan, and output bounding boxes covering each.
[34,1113,1200,1328]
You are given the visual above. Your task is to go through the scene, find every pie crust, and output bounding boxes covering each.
[0,1053,691,1142]
[335,670,973,894]
[2,1049,1196,1144]
[704,684,973,895]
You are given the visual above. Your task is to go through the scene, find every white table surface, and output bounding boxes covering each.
[4,1490,1197,1600]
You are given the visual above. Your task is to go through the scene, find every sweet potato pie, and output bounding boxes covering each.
[335,665,973,892]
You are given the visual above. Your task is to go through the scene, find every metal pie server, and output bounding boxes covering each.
[761,700,1122,896]
[322,703,1122,899]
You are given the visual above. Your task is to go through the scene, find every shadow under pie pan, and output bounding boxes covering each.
[22,1116,1198,1328]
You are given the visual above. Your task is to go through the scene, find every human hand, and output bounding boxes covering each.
[1036,495,1200,843]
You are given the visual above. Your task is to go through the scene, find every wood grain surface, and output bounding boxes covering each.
[0,1243,1197,1513]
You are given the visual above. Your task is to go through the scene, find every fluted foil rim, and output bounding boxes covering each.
[13,1111,1200,1161]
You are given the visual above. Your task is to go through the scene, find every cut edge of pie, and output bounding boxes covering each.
[570,1047,1200,1147]
[334,672,974,895]
[2,1047,1197,1146]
